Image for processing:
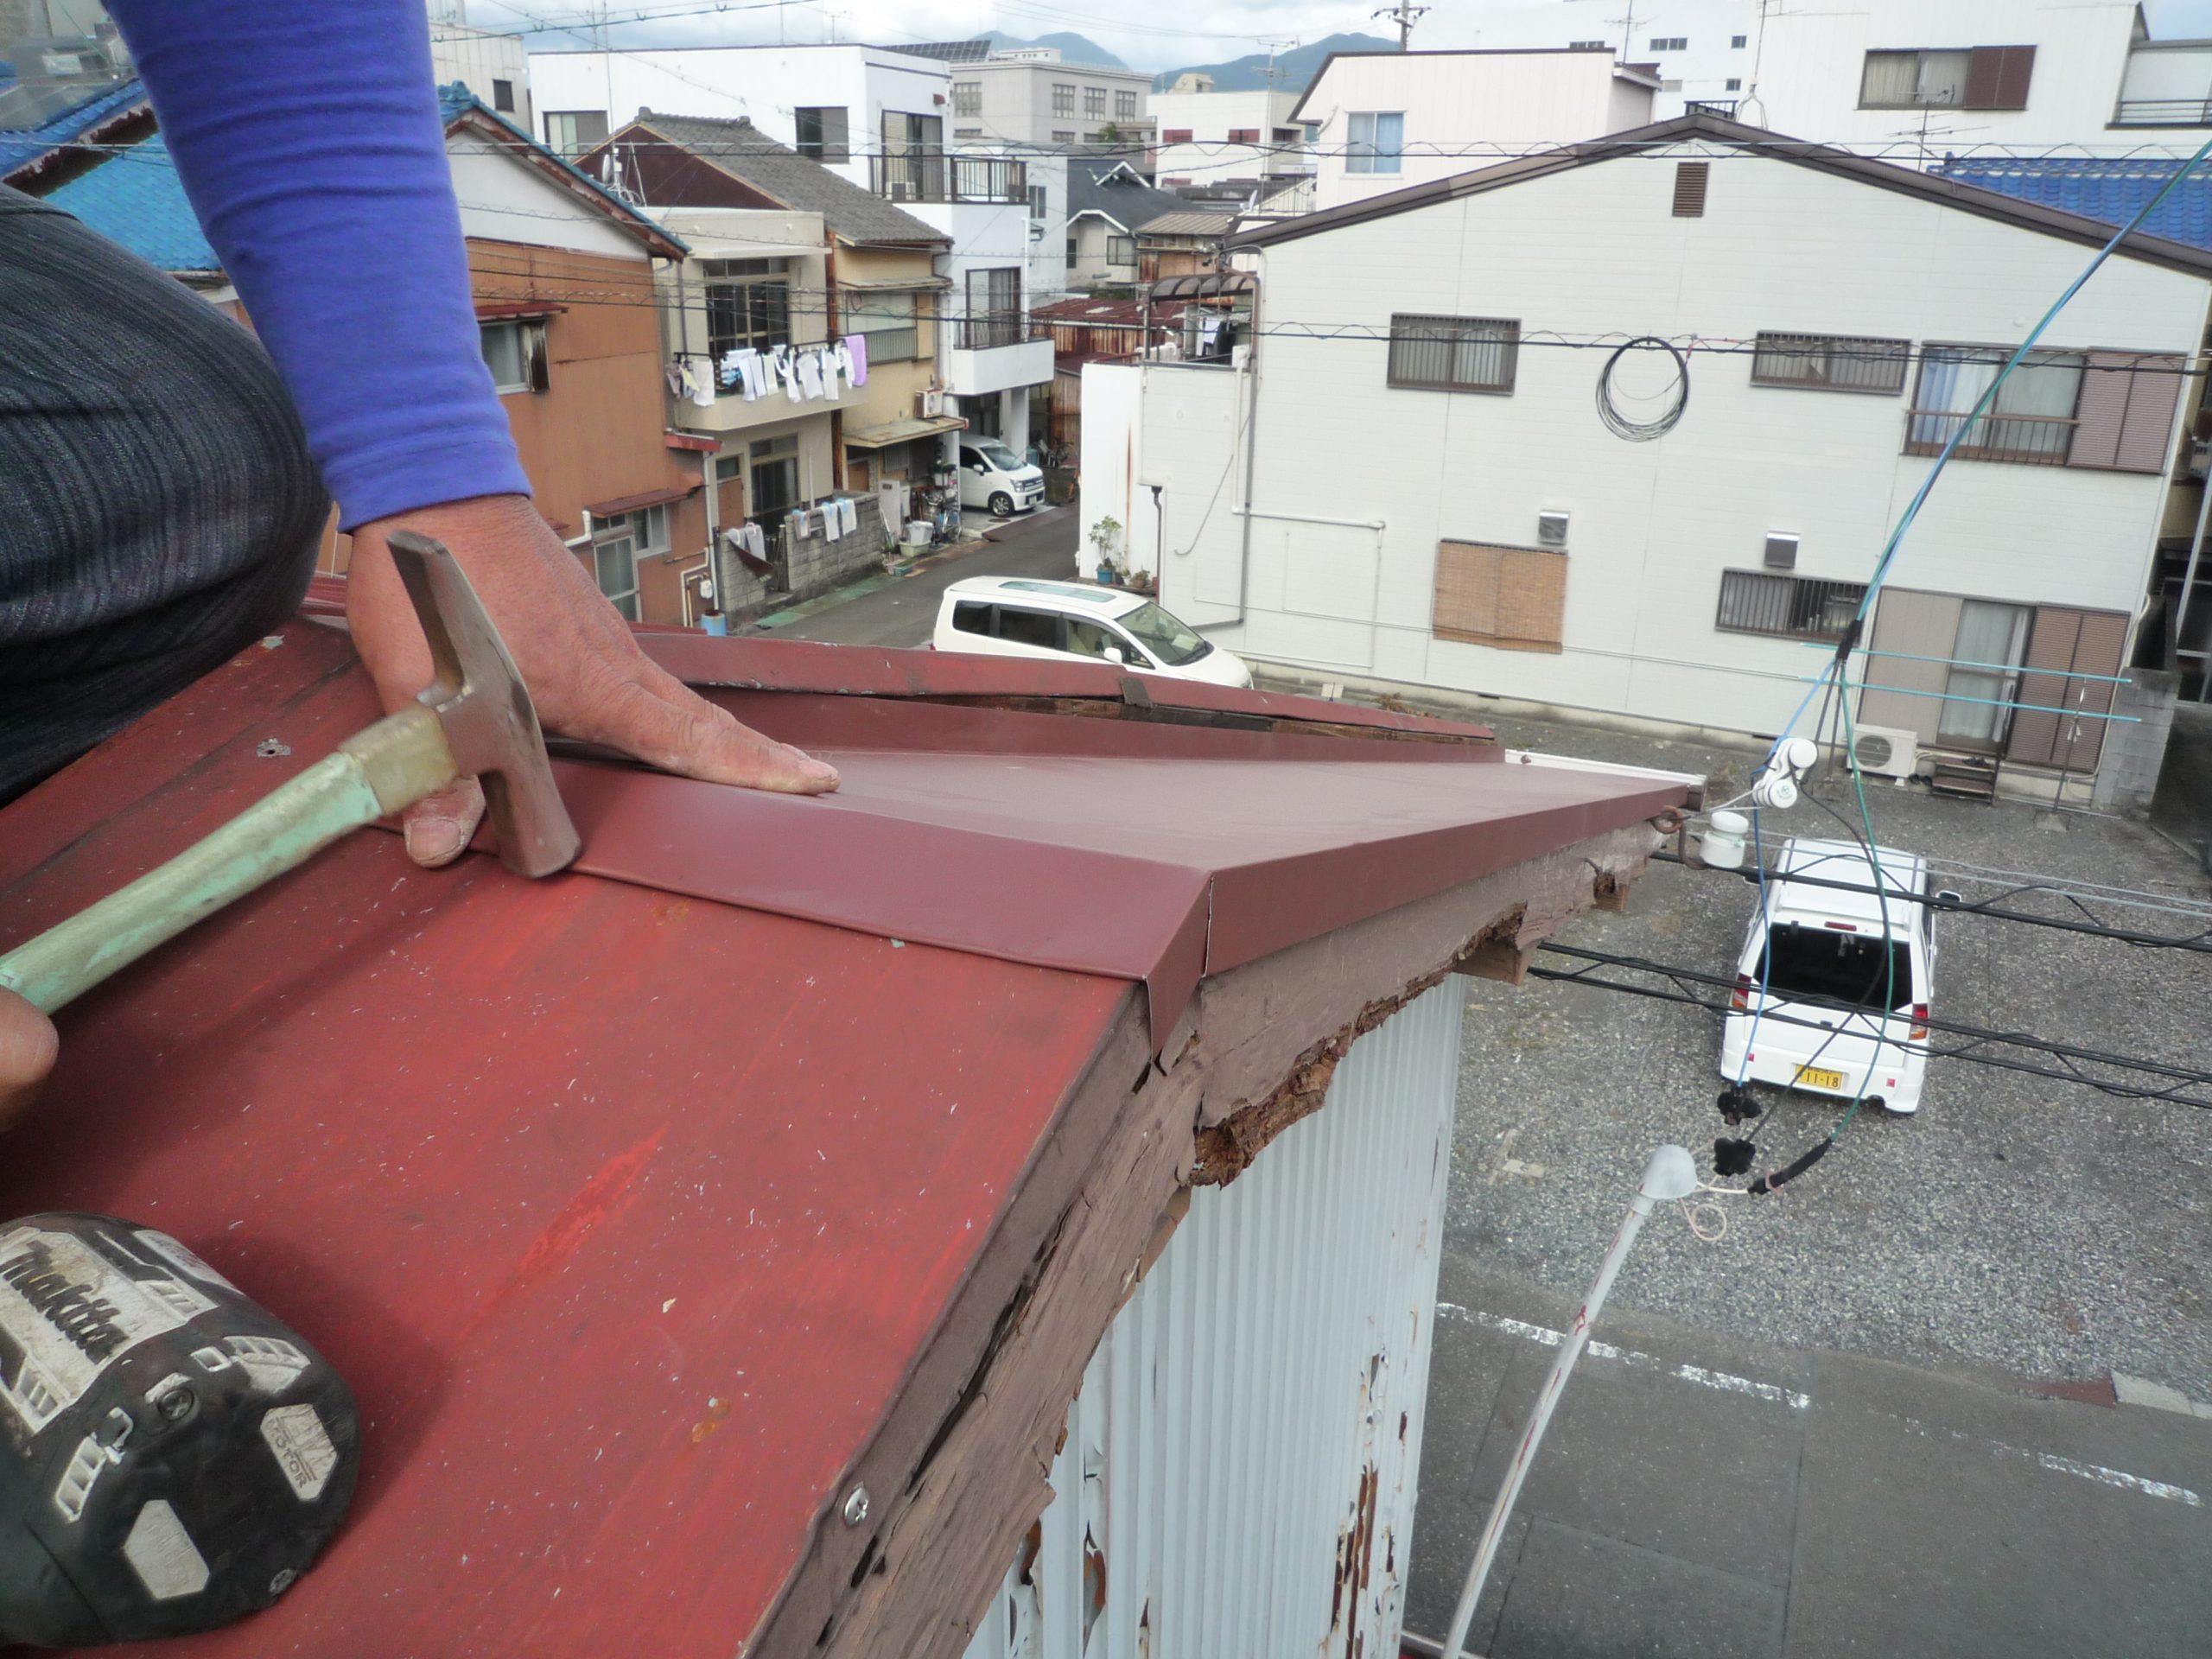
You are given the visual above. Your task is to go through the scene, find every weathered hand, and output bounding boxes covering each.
[0,988,57,1133]
[346,493,837,866]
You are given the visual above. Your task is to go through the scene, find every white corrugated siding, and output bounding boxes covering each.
[962,979,1465,1659]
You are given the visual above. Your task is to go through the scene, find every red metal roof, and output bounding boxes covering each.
[0,620,1687,1656]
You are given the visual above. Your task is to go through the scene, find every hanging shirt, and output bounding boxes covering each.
[842,334,869,387]
[796,350,825,401]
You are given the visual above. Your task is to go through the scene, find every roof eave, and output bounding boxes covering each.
[448,104,690,258]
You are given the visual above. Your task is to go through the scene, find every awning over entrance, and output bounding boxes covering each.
[842,414,968,449]
[585,484,692,517]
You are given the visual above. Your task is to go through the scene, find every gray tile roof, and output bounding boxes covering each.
[1066,159,1193,234]
[629,111,949,248]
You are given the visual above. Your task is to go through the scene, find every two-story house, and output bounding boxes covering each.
[536,43,1053,457]
[1084,112,2212,806]
[24,82,717,627]
[1147,80,1307,195]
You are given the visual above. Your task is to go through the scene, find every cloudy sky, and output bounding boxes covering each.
[471,0,2212,77]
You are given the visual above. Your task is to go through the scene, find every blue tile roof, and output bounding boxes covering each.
[0,74,147,181]
[44,130,219,272]
[1936,156,2212,254]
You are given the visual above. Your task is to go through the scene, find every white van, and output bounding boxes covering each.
[932,577,1254,689]
[957,439,1046,518]
[1717,836,1938,1116]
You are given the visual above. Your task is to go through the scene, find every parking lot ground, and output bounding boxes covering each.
[1392,704,2212,1654]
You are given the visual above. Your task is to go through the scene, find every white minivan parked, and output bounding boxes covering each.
[1718,836,1938,1116]
[932,577,1254,688]
[956,439,1046,518]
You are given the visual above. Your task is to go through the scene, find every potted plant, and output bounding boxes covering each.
[1088,514,1123,584]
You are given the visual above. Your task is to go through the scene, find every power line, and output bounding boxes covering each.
[1529,942,2212,1110]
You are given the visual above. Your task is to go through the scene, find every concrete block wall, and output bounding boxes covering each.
[2094,668,2182,813]
[713,493,887,623]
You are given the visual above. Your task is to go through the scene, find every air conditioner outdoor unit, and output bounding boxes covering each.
[1851,724,1920,780]
[917,387,945,417]
[1536,511,1570,550]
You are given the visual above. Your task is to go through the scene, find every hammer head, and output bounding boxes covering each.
[385,531,582,879]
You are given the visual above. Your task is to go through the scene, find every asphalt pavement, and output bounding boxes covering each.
[761,505,1077,648]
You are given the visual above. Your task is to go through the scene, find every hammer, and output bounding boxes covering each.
[0,533,580,1014]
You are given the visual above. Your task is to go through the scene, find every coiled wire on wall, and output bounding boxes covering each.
[1596,335,1691,442]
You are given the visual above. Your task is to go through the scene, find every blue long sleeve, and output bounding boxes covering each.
[105,0,531,530]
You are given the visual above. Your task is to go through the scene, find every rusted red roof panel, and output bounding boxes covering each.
[0,620,1688,1655]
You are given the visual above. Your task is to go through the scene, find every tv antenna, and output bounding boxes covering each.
[1257,37,1300,88]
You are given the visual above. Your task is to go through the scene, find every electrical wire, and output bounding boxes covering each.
[1594,335,1690,442]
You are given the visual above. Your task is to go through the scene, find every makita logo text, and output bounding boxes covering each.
[0,1244,127,1362]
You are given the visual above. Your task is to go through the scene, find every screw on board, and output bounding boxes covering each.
[842,1484,870,1527]
[255,738,291,759]
[156,1386,195,1423]
[268,1568,298,1596]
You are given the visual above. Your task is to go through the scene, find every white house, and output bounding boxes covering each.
[1085,113,2212,802]
[531,43,1052,453]
[1147,84,1307,194]
[1748,0,2206,159]
[1294,48,1659,211]
[919,41,1153,149]
[428,10,531,131]
[1464,0,1758,118]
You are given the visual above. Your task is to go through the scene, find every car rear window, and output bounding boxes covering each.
[1757,924,1915,1010]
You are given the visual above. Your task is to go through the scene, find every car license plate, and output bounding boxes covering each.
[1795,1065,1845,1091]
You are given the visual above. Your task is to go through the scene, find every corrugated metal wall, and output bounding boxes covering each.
[962,980,1465,1659]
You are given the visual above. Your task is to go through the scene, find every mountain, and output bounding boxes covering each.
[982,30,1129,71]
[1152,32,1397,94]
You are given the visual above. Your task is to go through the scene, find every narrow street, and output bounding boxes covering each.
[764,504,1079,648]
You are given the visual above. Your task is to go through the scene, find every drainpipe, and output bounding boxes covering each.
[2177,422,2210,687]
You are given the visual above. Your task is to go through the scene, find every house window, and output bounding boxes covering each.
[846,288,920,362]
[1751,331,1910,395]
[1908,345,2083,465]
[591,531,639,621]
[1107,234,1135,266]
[1672,160,1709,215]
[1715,570,1866,641]
[1346,111,1403,175]
[952,80,981,116]
[1859,46,2035,111]
[480,319,548,394]
[492,79,516,113]
[1161,128,1194,143]
[1052,83,1076,116]
[955,127,982,138]
[1116,90,1138,118]
[795,106,850,162]
[1052,130,1077,143]
[1065,234,1078,268]
[1726,78,1742,91]
[1084,86,1106,118]
[1388,314,1518,393]
[1433,541,1567,652]
[1027,183,1047,219]
[543,110,607,157]
[704,259,790,364]
[714,453,745,482]
[1732,34,1747,48]
[963,267,1022,349]
[1571,38,1607,48]
[1228,127,1260,143]
[1661,79,1683,92]
[1649,35,1688,51]
[1163,177,1192,187]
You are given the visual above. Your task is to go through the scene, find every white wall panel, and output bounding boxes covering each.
[961,981,1465,1659]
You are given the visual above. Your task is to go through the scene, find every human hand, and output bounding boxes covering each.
[0,988,58,1133]
[346,493,838,867]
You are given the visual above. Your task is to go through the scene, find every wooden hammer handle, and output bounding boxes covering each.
[0,705,457,1015]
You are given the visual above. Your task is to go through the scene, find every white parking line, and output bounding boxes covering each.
[1440,1302,2202,1509]
[1438,1304,1811,1409]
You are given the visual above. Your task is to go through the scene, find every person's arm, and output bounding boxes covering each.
[104,1,835,867]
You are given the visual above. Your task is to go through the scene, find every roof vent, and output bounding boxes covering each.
[1672,160,1709,218]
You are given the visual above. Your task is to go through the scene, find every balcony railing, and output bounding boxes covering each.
[1903,408,2076,467]
[869,151,1027,204]
[952,316,1045,350]
[2112,96,2212,126]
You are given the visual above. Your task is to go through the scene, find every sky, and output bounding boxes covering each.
[470,0,2212,75]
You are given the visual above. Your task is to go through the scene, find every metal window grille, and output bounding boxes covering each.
[1387,314,1519,394]
[1715,569,1866,640]
[1751,331,1910,394]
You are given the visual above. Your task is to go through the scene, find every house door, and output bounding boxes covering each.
[590,532,639,621]
[1935,600,2031,750]
[2005,607,2128,772]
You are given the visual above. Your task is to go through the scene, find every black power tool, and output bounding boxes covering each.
[0,1214,359,1646]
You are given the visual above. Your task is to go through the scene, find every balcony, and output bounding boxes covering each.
[1902,408,2075,467]
[868,151,1028,205]
[944,323,1054,396]
[2113,43,2212,126]
[2112,96,2212,127]
[665,349,830,435]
